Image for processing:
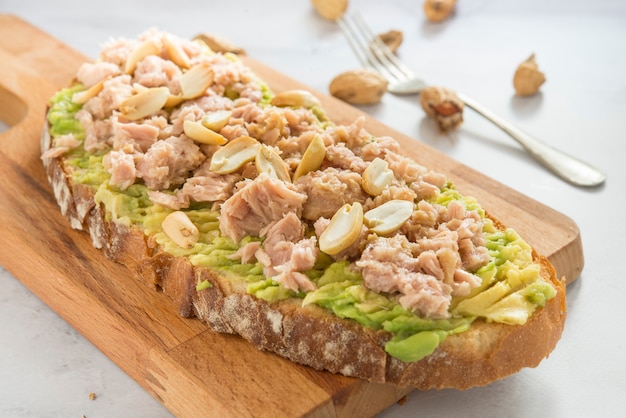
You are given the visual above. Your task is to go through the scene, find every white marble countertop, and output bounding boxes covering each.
[1,0,625,417]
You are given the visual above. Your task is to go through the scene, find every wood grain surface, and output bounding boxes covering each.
[0,15,582,418]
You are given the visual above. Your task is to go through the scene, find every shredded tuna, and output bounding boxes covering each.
[76,61,121,87]
[327,115,369,149]
[104,150,137,190]
[135,135,205,190]
[111,117,160,152]
[227,241,262,264]
[133,55,182,93]
[84,75,133,120]
[41,134,82,159]
[323,143,368,174]
[254,213,318,292]
[356,235,454,318]
[180,172,242,203]
[295,167,368,221]
[219,174,307,242]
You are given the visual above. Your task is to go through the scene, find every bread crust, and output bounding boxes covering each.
[41,116,566,390]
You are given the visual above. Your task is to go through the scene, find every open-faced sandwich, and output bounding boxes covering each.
[41,29,566,389]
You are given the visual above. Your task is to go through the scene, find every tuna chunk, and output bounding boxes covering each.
[76,109,113,153]
[227,241,262,264]
[181,172,242,203]
[76,61,121,87]
[135,135,205,190]
[356,234,482,319]
[133,55,182,93]
[295,167,368,221]
[322,143,368,174]
[255,213,318,292]
[84,75,133,120]
[111,117,160,152]
[104,150,137,190]
[219,174,307,242]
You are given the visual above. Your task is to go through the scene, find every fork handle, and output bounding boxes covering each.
[458,93,606,187]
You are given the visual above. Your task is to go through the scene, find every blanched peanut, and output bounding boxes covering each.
[119,87,170,120]
[201,110,232,132]
[71,77,109,105]
[163,34,191,69]
[209,136,261,174]
[362,157,394,196]
[183,120,228,145]
[162,211,200,249]
[125,39,161,74]
[319,202,364,255]
[270,90,321,108]
[256,145,292,182]
[293,134,326,181]
[180,62,215,99]
[364,199,414,235]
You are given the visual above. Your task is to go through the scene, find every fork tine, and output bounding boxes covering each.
[352,13,415,81]
[338,15,400,84]
[338,13,414,85]
[336,16,370,68]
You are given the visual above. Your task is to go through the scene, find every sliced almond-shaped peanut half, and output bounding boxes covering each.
[180,62,215,100]
[293,134,326,181]
[209,135,260,174]
[183,120,228,145]
[256,145,291,182]
[162,211,200,249]
[362,157,395,196]
[201,110,232,131]
[319,202,364,255]
[119,86,170,120]
[163,34,191,68]
[164,93,185,108]
[364,199,414,236]
[71,77,109,104]
[125,39,162,74]
[270,89,321,108]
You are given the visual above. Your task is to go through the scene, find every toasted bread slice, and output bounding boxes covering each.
[40,29,566,390]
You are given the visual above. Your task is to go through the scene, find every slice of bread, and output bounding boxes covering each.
[40,30,566,390]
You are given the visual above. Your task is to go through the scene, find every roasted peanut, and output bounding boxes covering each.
[419,86,464,131]
[311,0,349,20]
[378,30,403,53]
[329,69,388,105]
[513,54,546,96]
[423,0,457,23]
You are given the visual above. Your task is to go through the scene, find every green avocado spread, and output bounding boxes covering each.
[47,79,556,363]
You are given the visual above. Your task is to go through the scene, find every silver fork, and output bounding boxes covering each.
[338,13,606,188]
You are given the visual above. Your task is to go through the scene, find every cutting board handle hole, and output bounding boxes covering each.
[0,84,28,133]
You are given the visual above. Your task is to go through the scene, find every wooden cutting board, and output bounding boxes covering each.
[0,15,582,418]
